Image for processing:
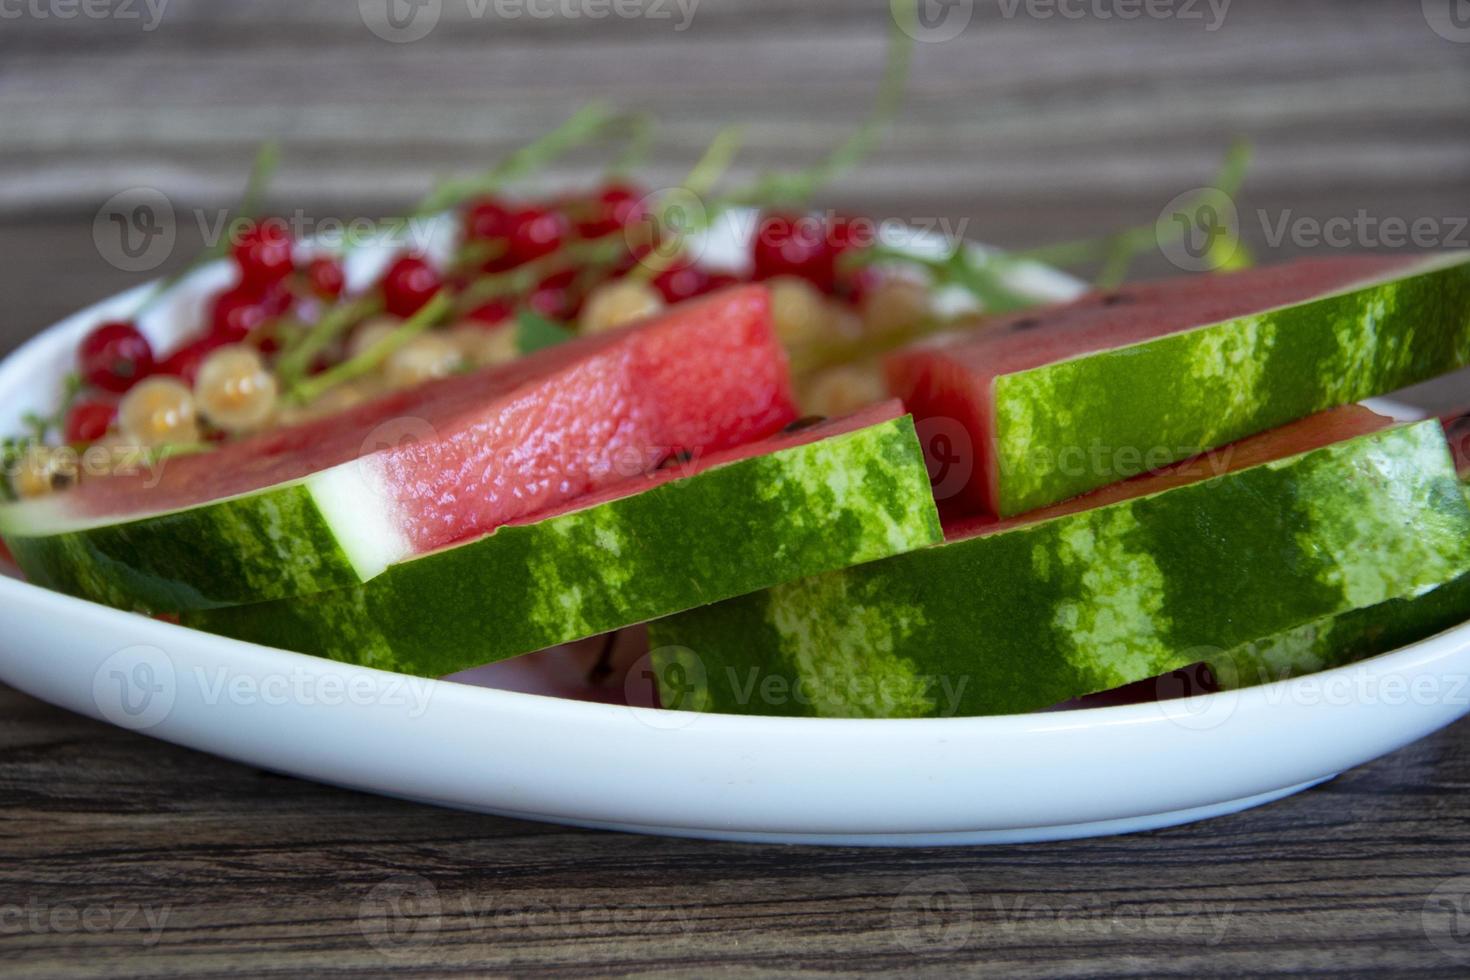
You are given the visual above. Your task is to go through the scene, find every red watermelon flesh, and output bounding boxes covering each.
[1441,409,1470,478]
[943,403,1395,542]
[58,284,796,554]
[887,254,1438,517]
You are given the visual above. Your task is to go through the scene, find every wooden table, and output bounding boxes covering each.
[2,1,1469,974]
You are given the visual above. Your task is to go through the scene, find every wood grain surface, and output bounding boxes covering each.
[2,0,1470,975]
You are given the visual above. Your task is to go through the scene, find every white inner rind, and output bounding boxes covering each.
[304,457,413,583]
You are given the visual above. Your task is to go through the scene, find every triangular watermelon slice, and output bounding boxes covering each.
[0,286,798,611]
[648,405,1470,718]
[888,253,1470,517]
[182,401,943,672]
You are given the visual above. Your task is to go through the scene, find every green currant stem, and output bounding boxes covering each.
[842,245,1038,314]
[131,141,281,319]
[609,112,657,176]
[19,373,83,445]
[628,126,745,283]
[411,103,616,217]
[287,290,453,406]
[1013,140,1253,285]
[275,294,384,388]
[454,235,625,313]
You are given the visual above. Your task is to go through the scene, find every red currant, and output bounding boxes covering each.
[577,182,646,238]
[610,242,656,278]
[306,256,346,300]
[527,285,577,321]
[463,197,513,241]
[261,280,295,317]
[703,271,742,293]
[829,214,874,253]
[381,255,441,318]
[78,320,155,393]
[506,208,570,266]
[157,335,226,387]
[209,285,271,342]
[653,262,712,304]
[64,398,118,444]
[751,211,838,293]
[467,298,515,326]
[231,219,294,290]
[842,265,884,305]
[538,268,578,291]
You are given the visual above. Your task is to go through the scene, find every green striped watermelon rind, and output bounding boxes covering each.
[181,412,943,675]
[647,418,1470,719]
[0,467,382,613]
[1211,483,1470,692]
[992,253,1470,515]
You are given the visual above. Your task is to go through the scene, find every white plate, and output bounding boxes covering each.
[2,219,1467,846]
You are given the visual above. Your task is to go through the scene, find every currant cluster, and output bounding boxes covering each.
[45,183,920,503]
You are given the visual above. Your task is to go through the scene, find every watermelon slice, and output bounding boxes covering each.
[180,401,942,673]
[0,286,797,612]
[888,253,1470,517]
[1212,408,1470,690]
[646,407,1470,718]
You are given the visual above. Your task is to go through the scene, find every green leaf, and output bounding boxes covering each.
[515,310,575,355]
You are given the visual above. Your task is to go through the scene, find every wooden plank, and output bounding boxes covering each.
[0,0,1463,212]
[1,681,1468,975]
